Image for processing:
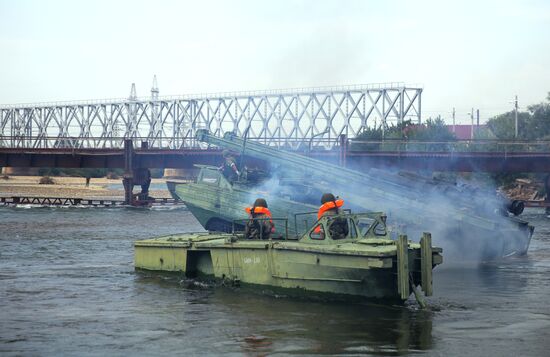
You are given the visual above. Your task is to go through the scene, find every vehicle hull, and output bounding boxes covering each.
[135,233,442,301]
[174,180,317,237]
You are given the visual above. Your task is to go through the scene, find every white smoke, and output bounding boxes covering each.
[239,156,532,263]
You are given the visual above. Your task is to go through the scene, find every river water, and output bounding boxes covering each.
[1,206,549,356]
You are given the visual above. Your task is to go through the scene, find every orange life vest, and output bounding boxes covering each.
[245,206,272,217]
[314,199,344,233]
[245,206,275,233]
[317,199,344,219]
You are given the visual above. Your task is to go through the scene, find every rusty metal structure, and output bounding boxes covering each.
[0,82,422,149]
[0,196,179,207]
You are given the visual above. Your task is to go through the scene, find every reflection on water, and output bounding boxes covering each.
[1,206,549,355]
[134,272,434,356]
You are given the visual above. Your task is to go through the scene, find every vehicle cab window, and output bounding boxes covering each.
[357,217,375,236]
[199,169,220,185]
[324,216,350,240]
[373,222,387,236]
[309,224,325,240]
[309,216,356,241]
[357,217,386,237]
[347,218,358,238]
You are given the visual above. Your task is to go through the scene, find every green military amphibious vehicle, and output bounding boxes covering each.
[168,164,318,237]
[135,211,442,303]
[168,130,533,261]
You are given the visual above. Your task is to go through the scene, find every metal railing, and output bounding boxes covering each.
[348,139,550,154]
[3,134,550,154]
[0,135,346,150]
[0,135,201,149]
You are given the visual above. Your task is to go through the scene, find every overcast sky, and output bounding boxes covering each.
[1,0,549,124]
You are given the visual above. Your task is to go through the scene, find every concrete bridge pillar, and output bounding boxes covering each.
[123,139,134,205]
[123,140,153,205]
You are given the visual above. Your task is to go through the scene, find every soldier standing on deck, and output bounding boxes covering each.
[245,198,275,240]
[314,193,349,239]
[219,150,240,183]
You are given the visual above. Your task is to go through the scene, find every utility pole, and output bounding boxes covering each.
[514,95,518,138]
[476,109,480,127]
[470,108,474,140]
[452,107,456,133]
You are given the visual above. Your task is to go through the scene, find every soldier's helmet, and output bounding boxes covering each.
[321,193,336,204]
[253,198,268,208]
[222,150,231,158]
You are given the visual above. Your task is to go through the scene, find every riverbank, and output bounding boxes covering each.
[1,174,546,207]
[0,176,172,199]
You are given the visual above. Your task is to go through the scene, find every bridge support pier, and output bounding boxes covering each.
[123,140,152,206]
[123,140,134,205]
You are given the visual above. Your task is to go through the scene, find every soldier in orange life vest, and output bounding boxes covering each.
[244,198,275,240]
[314,193,349,239]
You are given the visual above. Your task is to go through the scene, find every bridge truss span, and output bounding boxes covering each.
[0,83,422,149]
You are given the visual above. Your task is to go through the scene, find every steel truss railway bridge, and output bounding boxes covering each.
[2,80,550,173]
[0,82,421,149]
[2,82,550,203]
[1,81,549,173]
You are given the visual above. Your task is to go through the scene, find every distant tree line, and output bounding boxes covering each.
[352,91,550,188]
[486,92,550,140]
[352,118,456,151]
[485,93,550,187]
[355,117,456,142]
[353,91,550,145]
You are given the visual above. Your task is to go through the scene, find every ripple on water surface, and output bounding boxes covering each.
[1,206,550,356]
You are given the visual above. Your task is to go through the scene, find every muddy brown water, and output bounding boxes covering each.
[1,206,549,356]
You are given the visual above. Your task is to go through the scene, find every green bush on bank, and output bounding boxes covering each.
[349,92,550,194]
[351,118,456,151]
[487,92,550,141]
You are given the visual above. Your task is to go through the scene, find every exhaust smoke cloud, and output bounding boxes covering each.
[241,154,532,263]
